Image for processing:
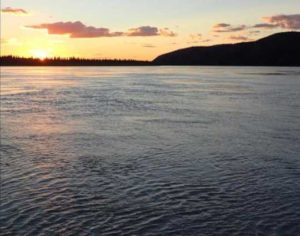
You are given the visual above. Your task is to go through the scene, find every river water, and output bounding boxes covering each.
[1,66,300,235]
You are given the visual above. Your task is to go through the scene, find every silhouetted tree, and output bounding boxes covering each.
[0,56,151,66]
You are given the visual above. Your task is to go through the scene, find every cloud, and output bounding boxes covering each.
[127,26,157,36]
[1,7,28,15]
[189,33,202,40]
[213,23,231,28]
[213,23,247,33]
[127,26,176,37]
[159,28,177,37]
[263,14,300,29]
[248,30,261,35]
[253,23,278,29]
[26,21,176,38]
[142,44,156,48]
[26,21,123,38]
[229,35,250,41]
[211,13,299,38]
[252,23,278,29]
[187,38,211,44]
[187,33,206,44]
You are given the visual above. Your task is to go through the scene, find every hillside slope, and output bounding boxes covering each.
[153,32,300,66]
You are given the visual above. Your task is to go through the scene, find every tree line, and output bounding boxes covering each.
[0,56,151,66]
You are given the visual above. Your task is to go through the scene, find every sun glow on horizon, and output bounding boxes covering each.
[31,49,49,60]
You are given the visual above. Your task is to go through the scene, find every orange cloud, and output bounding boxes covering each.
[26,22,177,38]
[263,14,300,29]
[1,7,28,15]
[26,21,123,38]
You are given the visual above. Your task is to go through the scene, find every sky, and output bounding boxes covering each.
[1,0,300,60]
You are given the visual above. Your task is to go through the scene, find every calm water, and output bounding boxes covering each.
[1,67,300,236]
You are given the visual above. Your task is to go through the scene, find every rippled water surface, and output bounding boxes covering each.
[1,66,300,236]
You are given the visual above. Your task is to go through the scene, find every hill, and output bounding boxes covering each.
[153,32,300,66]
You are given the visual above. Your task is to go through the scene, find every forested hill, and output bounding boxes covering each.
[153,32,300,66]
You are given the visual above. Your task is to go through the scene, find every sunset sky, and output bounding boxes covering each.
[1,0,299,60]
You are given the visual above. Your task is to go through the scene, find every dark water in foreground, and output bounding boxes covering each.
[1,67,300,236]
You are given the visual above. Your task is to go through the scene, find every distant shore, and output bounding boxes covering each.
[0,56,151,66]
[1,55,299,67]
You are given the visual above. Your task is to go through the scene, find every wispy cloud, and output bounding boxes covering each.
[212,14,300,36]
[228,35,250,41]
[248,30,261,35]
[189,33,202,40]
[213,23,247,33]
[187,36,211,44]
[253,23,278,29]
[26,21,177,38]
[213,23,231,29]
[263,14,300,29]
[142,44,156,48]
[187,34,199,44]
[1,7,28,15]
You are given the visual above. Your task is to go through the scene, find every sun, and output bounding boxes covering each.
[32,49,49,60]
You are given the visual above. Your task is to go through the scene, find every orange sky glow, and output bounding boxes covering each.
[1,0,299,60]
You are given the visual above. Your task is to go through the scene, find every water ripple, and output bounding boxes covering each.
[1,66,300,235]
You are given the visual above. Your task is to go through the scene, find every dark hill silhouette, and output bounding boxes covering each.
[153,32,300,66]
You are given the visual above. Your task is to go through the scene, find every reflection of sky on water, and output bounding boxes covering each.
[1,66,300,235]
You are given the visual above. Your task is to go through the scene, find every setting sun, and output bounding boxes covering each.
[31,49,49,60]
